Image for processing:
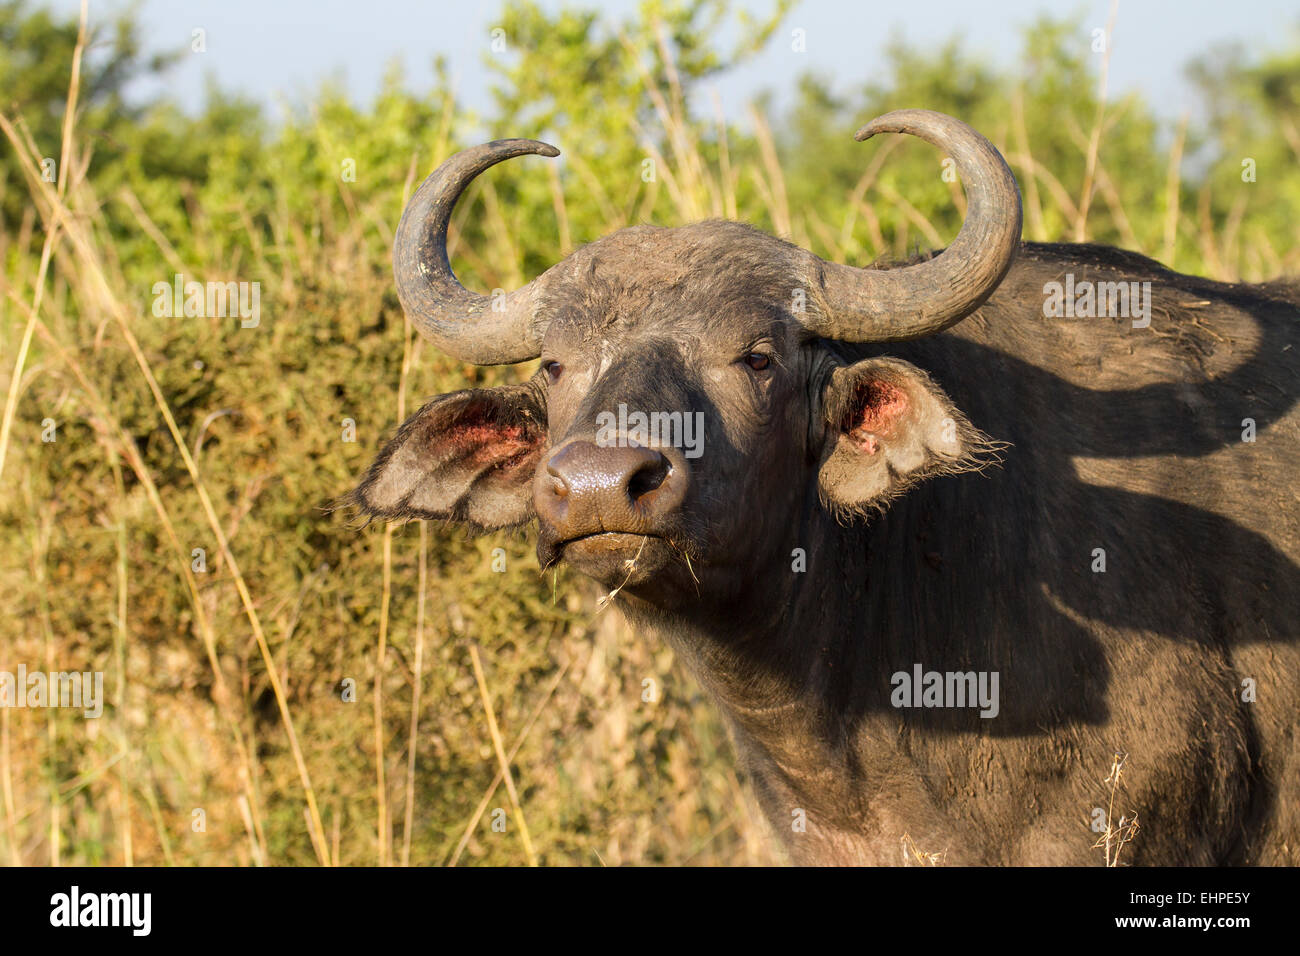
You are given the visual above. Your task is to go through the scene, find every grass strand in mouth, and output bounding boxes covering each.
[596,534,649,612]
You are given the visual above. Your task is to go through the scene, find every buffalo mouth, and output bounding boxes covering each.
[560,530,654,549]
[537,529,678,587]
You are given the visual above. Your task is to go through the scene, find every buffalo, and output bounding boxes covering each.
[352,110,1299,865]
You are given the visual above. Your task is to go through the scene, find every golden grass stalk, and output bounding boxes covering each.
[748,106,791,238]
[710,89,738,221]
[446,660,570,867]
[0,0,87,483]
[107,447,134,866]
[374,519,393,867]
[1160,114,1189,267]
[468,644,537,866]
[32,506,58,865]
[400,519,428,868]
[1010,86,1048,242]
[1074,0,1118,241]
[0,707,18,865]
[397,319,429,866]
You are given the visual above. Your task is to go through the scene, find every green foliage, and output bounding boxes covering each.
[0,0,192,233]
[1190,40,1300,276]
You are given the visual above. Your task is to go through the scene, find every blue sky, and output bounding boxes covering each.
[40,0,1300,125]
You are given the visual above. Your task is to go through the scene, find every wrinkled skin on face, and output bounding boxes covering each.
[351,221,986,612]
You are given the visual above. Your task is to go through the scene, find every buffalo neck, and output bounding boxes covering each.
[618,483,888,775]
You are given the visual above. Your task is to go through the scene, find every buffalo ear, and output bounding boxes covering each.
[817,356,997,515]
[350,382,547,529]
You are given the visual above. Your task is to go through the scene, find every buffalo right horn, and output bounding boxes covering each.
[392,139,560,365]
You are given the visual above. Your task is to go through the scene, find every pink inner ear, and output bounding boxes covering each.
[445,407,543,475]
[452,424,543,473]
[843,379,909,453]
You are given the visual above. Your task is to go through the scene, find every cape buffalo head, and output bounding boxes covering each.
[352,110,1022,609]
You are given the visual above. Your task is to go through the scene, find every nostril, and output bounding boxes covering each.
[545,459,569,498]
[626,454,671,502]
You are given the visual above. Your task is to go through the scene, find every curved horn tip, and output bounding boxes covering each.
[852,108,948,143]
[487,138,560,158]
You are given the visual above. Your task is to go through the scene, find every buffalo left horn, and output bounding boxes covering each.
[392,139,560,365]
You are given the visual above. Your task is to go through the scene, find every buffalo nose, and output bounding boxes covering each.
[534,439,687,537]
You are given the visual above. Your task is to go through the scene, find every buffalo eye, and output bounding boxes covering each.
[543,361,564,381]
[743,352,772,372]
